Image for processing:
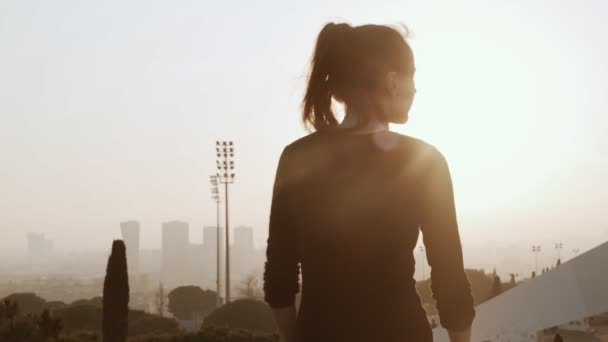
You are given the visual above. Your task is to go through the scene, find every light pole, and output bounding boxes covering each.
[210,175,221,305]
[419,246,426,281]
[532,245,541,274]
[216,141,235,303]
[555,242,563,262]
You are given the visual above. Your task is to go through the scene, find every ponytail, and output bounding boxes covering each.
[302,23,353,131]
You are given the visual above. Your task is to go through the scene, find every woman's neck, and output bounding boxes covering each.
[339,107,389,133]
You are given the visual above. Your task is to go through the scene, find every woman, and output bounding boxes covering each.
[263,22,475,342]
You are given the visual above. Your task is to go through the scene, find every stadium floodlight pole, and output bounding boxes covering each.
[210,175,221,306]
[532,245,541,274]
[216,141,235,303]
[419,246,426,281]
[555,242,563,261]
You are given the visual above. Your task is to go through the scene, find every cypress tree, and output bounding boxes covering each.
[102,240,130,342]
[488,275,502,300]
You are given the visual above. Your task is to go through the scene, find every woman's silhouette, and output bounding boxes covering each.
[263,22,475,342]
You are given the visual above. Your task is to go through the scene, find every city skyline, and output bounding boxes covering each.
[11,221,604,282]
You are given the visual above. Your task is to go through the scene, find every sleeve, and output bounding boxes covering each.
[263,145,301,308]
[419,148,475,331]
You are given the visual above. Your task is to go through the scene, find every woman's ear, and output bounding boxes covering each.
[384,71,400,96]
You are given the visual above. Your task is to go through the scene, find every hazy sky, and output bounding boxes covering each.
[1,0,607,267]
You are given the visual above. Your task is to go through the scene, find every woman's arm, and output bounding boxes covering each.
[263,145,301,341]
[419,147,475,340]
[271,304,297,342]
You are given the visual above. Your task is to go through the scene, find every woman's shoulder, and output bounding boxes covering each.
[283,130,445,162]
[379,131,443,158]
[284,131,322,152]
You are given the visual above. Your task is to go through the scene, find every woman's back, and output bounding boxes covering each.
[264,130,475,342]
[264,21,474,342]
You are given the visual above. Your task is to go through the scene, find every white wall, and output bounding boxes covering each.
[433,241,608,342]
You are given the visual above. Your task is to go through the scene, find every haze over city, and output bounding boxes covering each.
[2,0,608,277]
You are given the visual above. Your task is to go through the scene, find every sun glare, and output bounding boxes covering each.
[397,36,580,215]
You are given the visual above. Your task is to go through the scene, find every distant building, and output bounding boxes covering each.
[139,248,162,275]
[26,233,54,265]
[161,221,189,285]
[133,221,266,290]
[120,221,140,276]
[203,226,225,258]
[203,226,225,292]
[232,226,263,281]
[234,226,254,252]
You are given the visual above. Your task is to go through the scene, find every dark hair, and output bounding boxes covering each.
[302,22,414,131]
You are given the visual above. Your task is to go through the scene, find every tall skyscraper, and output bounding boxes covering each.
[161,221,189,285]
[120,221,141,276]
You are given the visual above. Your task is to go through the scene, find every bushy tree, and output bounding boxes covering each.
[203,299,277,333]
[55,303,178,337]
[0,299,19,321]
[38,308,62,339]
[102,240,130,342]
[0,301,64,342]
[2,293,46,315]
[46,301,67,311]
[464,269,495,305]
[128,309,179,336]
[0,315,39,342]
[54,304,101,334]
[168,286,217,320]
[71,297,102,308]
[235,272,264,301]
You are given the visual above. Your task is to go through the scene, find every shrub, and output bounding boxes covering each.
[167,286,217,320]
[203,299,277,334]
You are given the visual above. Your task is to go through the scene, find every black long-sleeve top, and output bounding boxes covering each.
[263,130,475,342]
